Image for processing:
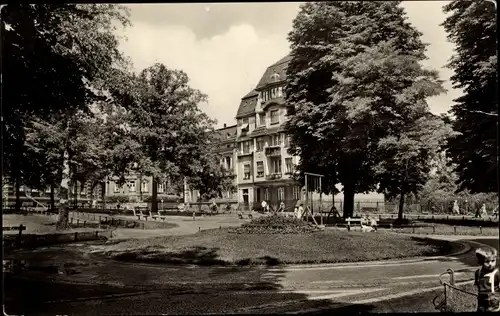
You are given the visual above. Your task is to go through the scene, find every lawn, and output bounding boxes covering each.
[2,214,101,235]
[95,228,453,266]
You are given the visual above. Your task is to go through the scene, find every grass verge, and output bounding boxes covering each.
[95,228,453,266]
[389,224,499,236]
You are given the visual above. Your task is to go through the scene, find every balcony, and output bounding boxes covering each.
[265,147,281,157]
[265,173,282,180]
[237,150,253,158]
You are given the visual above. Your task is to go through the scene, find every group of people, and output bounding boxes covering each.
[451,200,498,218]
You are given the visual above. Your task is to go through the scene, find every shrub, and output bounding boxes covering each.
[229,214,321,234]
[143,195,181,203]
[104,196,130,204]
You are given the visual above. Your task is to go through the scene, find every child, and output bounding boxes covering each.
[474,247,500,312]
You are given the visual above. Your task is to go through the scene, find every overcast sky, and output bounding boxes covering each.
[118,2,461,128]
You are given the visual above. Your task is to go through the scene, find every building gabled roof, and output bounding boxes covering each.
[255,54,292,90]
[234,54,292,121]
[235,90,258,119]
[213,124,237,142]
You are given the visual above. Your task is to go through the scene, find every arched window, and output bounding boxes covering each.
[270,72,280,82]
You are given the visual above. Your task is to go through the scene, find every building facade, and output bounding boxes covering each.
[233,55,384,211]
[234,55,303,210]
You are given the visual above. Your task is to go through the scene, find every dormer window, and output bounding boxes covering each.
[270,72,280,82]
[240,118,249,131]
[261,86,283,102]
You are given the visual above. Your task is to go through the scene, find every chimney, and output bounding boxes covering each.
[223,123,226,128]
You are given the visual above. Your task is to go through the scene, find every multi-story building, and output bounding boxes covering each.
[234,55,383,211]
[234,55,303,210]
[212,123,238,201]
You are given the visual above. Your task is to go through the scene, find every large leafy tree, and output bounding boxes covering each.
[285,1,443,217]
[126,64,216,213]
[2,4,130,226]
[442,0,498,193]
[375,114,455,219]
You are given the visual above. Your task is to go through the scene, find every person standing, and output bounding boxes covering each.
[474,248,500,312]
[452,200,460,215]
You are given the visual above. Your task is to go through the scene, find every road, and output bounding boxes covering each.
[3,236,498,314]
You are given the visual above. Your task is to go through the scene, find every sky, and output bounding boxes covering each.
[118,2,461,129]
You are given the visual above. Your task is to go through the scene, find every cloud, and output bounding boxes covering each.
[119,2,461,128]
[119,21,290,128]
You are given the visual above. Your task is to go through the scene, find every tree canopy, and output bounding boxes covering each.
[285,1,445,217]
[442,0,498,193]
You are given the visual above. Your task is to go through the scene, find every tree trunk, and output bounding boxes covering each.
[56,150,70,230]
[73,180,78,209]
[398,187,405,220]
[101,182,106,210]
[50,182,55,212]
[15,172,22,213]
[152,176,158,213]
[343,185,355,218]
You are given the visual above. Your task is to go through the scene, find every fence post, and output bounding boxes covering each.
[83,220,86,228]
[480,226,482,234]
[412,224,415,234]
[74,232,78,241]
[376,201,379,211]
[433,225,436,233]
[99,216,101,222]
[454,226,457,235]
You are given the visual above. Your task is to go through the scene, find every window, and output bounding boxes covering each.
[293,186,301,200]
[243,164,251,180]
[284,135,291,147]
[262,90,269,102]
[285,158,293,173]
[271,158,282,174]
[242,141,251,154]
[272,134,281,146]
[256,137,265,151]
[256,161,264,178]
[249,116,255,130]
[141,181,149,193]
[264,188,269,200]
[277,86,283,98]
[129,181,136,192]
[259,113,266,126]
[80,184,86,195]
[158,182,165,193]
[114,184,121,193]
[271,110,279,124]
[240,118,249,131]
[278,187,285,201]
[225,156,232,170]
[271,88,277,99]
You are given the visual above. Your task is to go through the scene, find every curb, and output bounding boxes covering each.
[274,239,472,270]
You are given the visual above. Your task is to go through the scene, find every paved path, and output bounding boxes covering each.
[4,235,498,314]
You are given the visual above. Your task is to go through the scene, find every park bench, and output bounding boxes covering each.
[148,210,160,221]
[133,207,150,221]
[157,210,169,221]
